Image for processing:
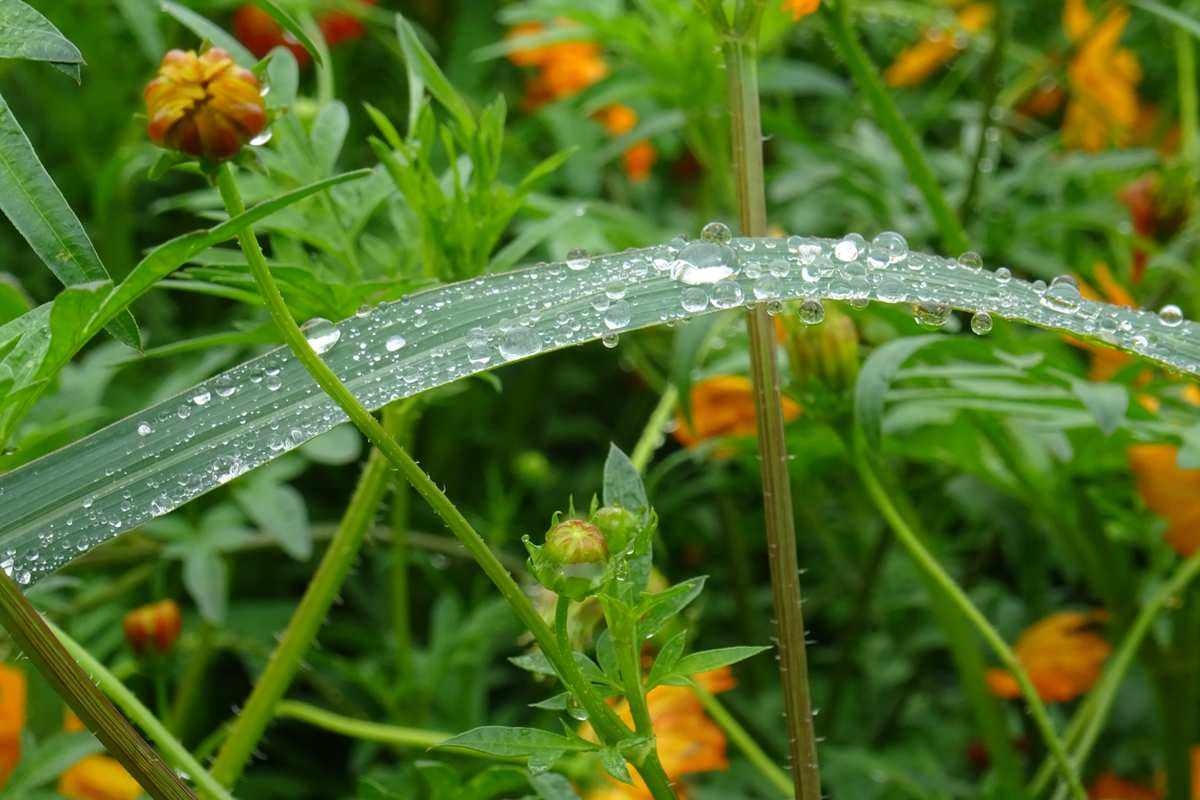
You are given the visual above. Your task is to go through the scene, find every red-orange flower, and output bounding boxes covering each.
[623,140,657,183]
[1061,0,1142,152]
[673,376,802,452]
[782,0,820,21]
[233,1,374,65]
[0,665,24,788]
[884,4,993,88]
[1129,444,1200,557]
[58,755,141,800]
[123,599,183,655]
[595,103,637,136]
[985,610,1111,703]
[507,20,608,110]
[144,48,267,161]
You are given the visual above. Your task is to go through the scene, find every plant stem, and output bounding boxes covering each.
[0,571,195,800]
[209,428,394,786]
[50,623,232,800]
[693,684,794,797]
[821,0,971,254]
[1177,25,1199,215]
[720,12,822,799]
[630,386,678,473]
[275,700,454,751]
[959,0,1008,220]
[852,444,1086,799]
[213,163,671,790]
[385,403,418,683]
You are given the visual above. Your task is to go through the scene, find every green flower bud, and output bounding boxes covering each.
[590,505,639,553]
[782,302,859,392]
[545,519,608,565]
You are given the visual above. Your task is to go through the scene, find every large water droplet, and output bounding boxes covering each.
[136,422,153,436]
[672,241,738,285]
[869,231,908,267]
[914,301,951,329]
[566,248,590,271]
[1158,304,1184,328]
[386,335,406,352]
[1040,279,1081,314]
[680,287,708,312]
[833,235,862,263]
[604,300,632,329]
[302,318,341,354]
[799,299,825,325]
[710,281,744,309]
[970,311,993,335]
[499,325,542,360]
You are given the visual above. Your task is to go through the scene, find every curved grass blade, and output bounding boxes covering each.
[1,237,1198,584]
[251,0,322,66]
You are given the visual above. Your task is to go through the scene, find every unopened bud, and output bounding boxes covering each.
[590,506,639,553]
[545,519,608,565]
[123,600,182,656]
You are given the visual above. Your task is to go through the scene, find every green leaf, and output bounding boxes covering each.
[0,274,29,324]
[234,479,311,560]
[671,314,723,426]
[672,645,771,676]
[509,651,558,677]
[638,576,706,638]
[599,748,633,785]
[439,727,596,758]
[461,767,533,800]
[0,0,84,75]
[252,0,323,65]
[529,772,582,800]
[265,46,300,110]
[395,14,475,135]
[1070,379,1129,436]
[646,630,687,689]
[1,732,101,794]
[1130,0,1200,40]
[0,91,138,348]
[183,549,228,622]
[854,334,944,447]
[300,424,362,465]
[160,1,256,67]
[311,101,350,173]
[114,0,164,61]
[602,444,648,515]
[596,630,620,683]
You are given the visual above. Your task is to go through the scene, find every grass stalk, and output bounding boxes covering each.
[275,700,454,751]
[693,683,794,797]
[0,571,195,800]
[852,443,1086,799]
[213,163,674,794]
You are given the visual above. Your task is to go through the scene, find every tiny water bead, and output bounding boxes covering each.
[700,220,732,244]
[191,389,211,406]
[136,422,153,436]
[385,334,407,352]
[302,317,341,354]
[970,311,994,335]
[1159,304,1184,328]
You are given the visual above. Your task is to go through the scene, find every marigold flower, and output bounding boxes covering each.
[582,667,733,798]
[985,610,1110,703]
[595,103,637,136]
[144,48,267,161]
[1061,0,1142,152]
[0,665,24,788]
[673,376,802,453]
[58,755,141,800]
[884,3,993,88]
[623,140,657,183]
[1129,444,1200,557]
[507,19,608,110]
[782,0,820,21]
[123,599,183,655]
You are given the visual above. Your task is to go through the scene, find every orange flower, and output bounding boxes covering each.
[673,376,802,452]
[1129,444,1200,557]
[233,1,374,64]
[1061,0,1142,152]
[123,599,183,655]
[582,667,733,799]
[58,755,141,800]
[623,140,657,183]
[985,610,1110,703]
[0,665,24,787]
[884,4,993,88]
[507,20,608,109]
[1089,772,1160,799]
[144,48,267,161]
[595,104,637,136]
[782,0,820,21]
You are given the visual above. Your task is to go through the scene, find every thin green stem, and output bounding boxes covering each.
[852,444,1086,800]
[386,403,418,684]
[1177,25,1199,214]
[0,573,195,800]
[693,684,794,797]
[212,163,666,788]
[821,0,971,254]
[169,623,216,739]
[275,700,453,751]
[1032,548,1200,797]
[607,608,676,800]
[50,622,229,800]
[630,385,678,473]
[959,1,1008,220]
[721,15,822,799]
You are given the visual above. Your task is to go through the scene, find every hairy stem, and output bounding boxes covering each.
[51,623,232,800]
[0,572,195,800]
[213,163,672,790]
[275,700,454,751]
[821,0,972,254]
[853,444,1086,799]
[721,10,822,798]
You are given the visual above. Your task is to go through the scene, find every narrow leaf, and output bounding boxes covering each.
[854,334,943,447]
[0,0,83,69]
[673,645,771,676]
[439,727,596,758]
[252,0,323,65]
[395,14,474,134]
[602,444,648,514]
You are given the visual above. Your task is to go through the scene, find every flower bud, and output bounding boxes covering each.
[144,48,267,161]
[544,519,608,565]
[123,600,182,656]
[781,302,859,392]
[590,506,639,553]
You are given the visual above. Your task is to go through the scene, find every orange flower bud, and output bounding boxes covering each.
[622,140,657,182]
[123,599,183,655]
[58,755,141,800]
[985,610,1110,703]
[673,375,801,454]
[144,48,267,161]
[232,5,309,64]
[594,103,637,136]
[782,0,820,20]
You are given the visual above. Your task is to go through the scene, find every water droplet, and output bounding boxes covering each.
[994,266,1012,283]
[214,375,237,398]
[499,325,541,360]
[1040,279,1081,313]
[914,301,951,329]
[672,241,738,285]
[833,236,861,263]
[799,299,825,325]
[970,311,993,335]
[680,287,709,312]
[136,422,153,436]
[192,390,211,406]
[604,300,632,329]
[601,333,619,349]
[957,251,983,270]
[1158,304,1184,328]
[250,129,273,147]
[710,281,744,309]
[566,248,590,271]
[869,231,908,266]
[302,317,341,354]
[386,335,406,352]
[700,220,732,244]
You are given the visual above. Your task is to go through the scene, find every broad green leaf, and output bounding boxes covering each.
[0,274,29,324]
[311,101,350,173]
[234,479,311,560]
[854,334,944,448]
[300,424,362,465]
[183,549,228,622]
[672,645,771,676]
[670,313,724,425]
[0,91,138,348]
[439,727,596,758]
[1,732,101,794]
[602,444,648,515]
[252,0,323,65]
[160,1,255,66]
[638,576,706,638]
[0,0,83,74]
[265,46,300,110]
[1069,379,1129,436]
[529,773,582,800]
[1130,0,1200,39]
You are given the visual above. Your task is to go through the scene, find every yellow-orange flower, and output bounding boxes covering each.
[582,668,733,799]
[1129,444,1200,557]
[144,48,267,161]
[123,599,183,655]
[623,140,657,183]
[58,755,141,800]
[595,104,638,136]
[782,0,820,21]
[673,376,802,452]
[507,20,608,110]
[985,610,1110,703]
[1089,772,1160,799]
[0,665,24,787]
[1061,0,1142,152]
[884,4,993,88]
